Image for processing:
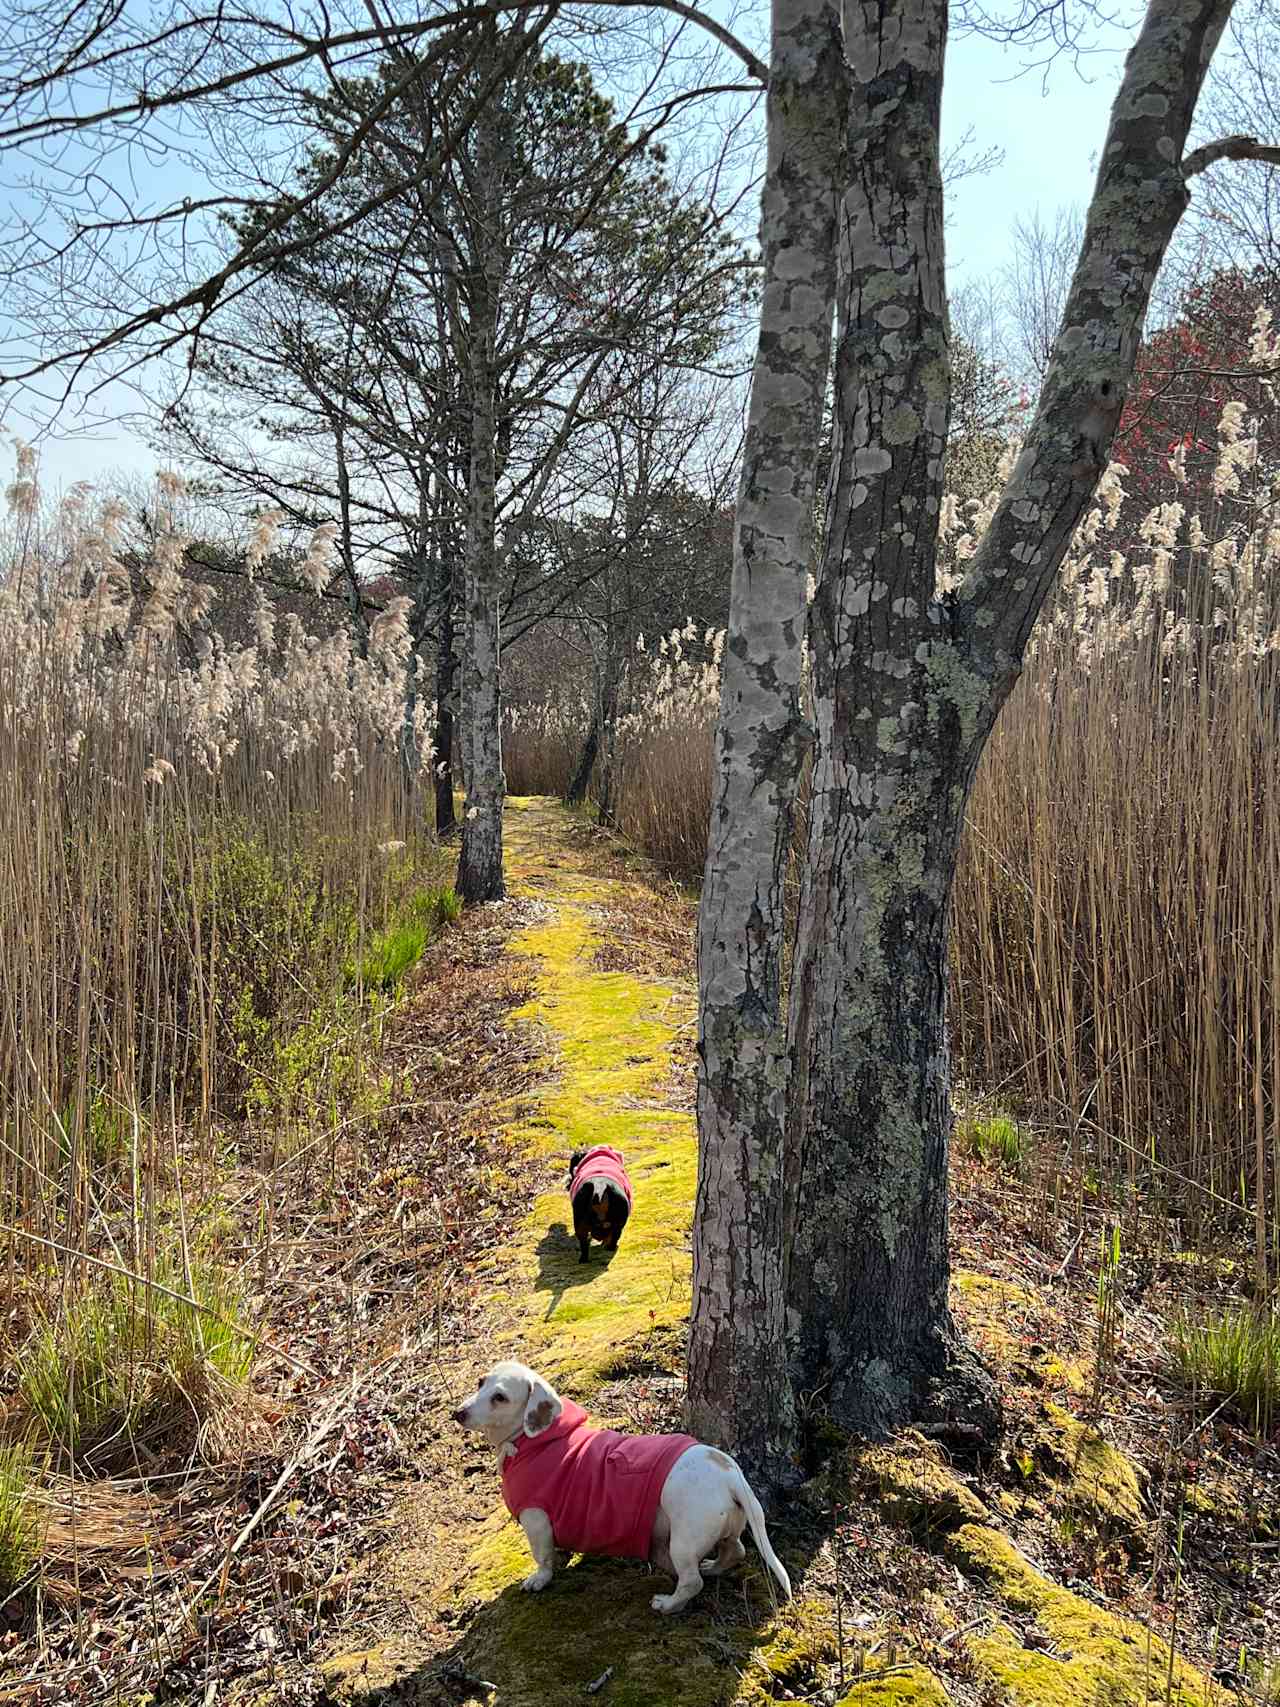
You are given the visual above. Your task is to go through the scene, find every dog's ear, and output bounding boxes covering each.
[522,1374,563,1438]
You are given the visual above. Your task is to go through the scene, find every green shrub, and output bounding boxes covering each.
[55,1088,134,1169]
[17,1258,255,1468]
[1170,1304,1280,1433]
[185,828,361,1107]
[958,1112,1026,1173]
[245,989,391,1139]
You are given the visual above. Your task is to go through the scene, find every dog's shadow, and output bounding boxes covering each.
[535,1221,620,1322]
[381,1547,809,1705]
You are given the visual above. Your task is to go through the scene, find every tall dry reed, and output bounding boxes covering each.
[0,458,439,1336]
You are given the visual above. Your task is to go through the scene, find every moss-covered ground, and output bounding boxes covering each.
[309,799,1276,1707]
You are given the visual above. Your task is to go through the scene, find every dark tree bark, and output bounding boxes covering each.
[455,68,507,906]
[594,648,626,828]
[434,588,458,838]
[455,271,505,902]
[565,712,599,806]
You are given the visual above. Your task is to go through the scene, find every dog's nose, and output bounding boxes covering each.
[452,1406,469,1425]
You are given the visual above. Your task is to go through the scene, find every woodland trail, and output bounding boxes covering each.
[314,798,799,1707]
[308,798,1251,1707]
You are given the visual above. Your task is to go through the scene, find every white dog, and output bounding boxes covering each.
[453,1359,791,1614]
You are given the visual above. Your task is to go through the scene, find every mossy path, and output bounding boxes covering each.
[337,798,801,1707]
[469,795,699,1404]
[316,799,1226,1707]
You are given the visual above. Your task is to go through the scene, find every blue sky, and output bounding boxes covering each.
[4,6,1144,490]
[944,22,1131,283]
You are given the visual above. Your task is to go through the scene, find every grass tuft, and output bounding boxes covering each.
[959,1113,1026,1174]
[1169,1303,1280,1433]
[17,1259,256,1470]
[347,885,462,991]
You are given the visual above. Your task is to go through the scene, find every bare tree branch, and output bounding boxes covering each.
[1183,132,1280,177]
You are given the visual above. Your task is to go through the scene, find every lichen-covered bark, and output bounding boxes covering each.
[782,0,1241,1438]
[784,0,978,1435]
[686,0,844,1482]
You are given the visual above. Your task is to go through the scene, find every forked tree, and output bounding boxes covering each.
[3,0,1279,1485]
[689,0,1280,1480]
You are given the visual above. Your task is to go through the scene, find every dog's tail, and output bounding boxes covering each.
[728,1462,792,1600]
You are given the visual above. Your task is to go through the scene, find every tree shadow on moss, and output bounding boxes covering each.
[323,1536,833,1707]
[535,1220,622,1321]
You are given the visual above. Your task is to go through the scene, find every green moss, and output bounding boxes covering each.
[947,1524,1214,1707]
[468,1508,541,1599]
[748,1598,839,1688]
[836,1662,951,1707]
[317,1639,427,1703]
[950,1273,1087,1397]
[861,1438,989,1534]
[461,820,700,1398]
[1183,1479,1276,1539]
[1034,1404,1144,1534]
[951,1271,1037,1362]
[461,1569,780,1707]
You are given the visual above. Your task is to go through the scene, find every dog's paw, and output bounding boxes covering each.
[522,1569,553,1593]
[651,1593,680,1614]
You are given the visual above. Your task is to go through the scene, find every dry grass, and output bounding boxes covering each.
[0,458,459,1622]
[952,421,1280,1284]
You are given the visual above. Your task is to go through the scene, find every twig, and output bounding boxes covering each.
[442,1659,498,1693]
[1053,1229,1085,1279]
[938,1615,988,1648]
[173,1362,381,1629]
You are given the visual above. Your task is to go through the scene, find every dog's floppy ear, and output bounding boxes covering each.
[522,1374,563,1438]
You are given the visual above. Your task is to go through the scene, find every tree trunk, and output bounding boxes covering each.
[435,568,458,838]
[685,0,843,1483]
[456,91,506,906]
[781,0,982,1439]
[565,711,599,806]
[783,0,1239,1442]
[456,323,504,901]
[595,650,625,828]
[785,688,999,1436]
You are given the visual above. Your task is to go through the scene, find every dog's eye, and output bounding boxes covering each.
[491,1393,507,1405]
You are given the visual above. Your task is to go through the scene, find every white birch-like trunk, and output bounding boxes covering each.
[781,0,1241,1440]
[686,0,844,1482]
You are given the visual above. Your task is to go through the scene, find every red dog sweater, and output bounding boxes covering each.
[502,1401,697,1558]
[569,1146,632,1208]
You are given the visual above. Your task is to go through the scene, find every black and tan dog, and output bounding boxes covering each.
[567,1146,632,1263]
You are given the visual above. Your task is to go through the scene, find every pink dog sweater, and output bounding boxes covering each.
[501,1401,697,1558]
[569,1146,632,1208]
